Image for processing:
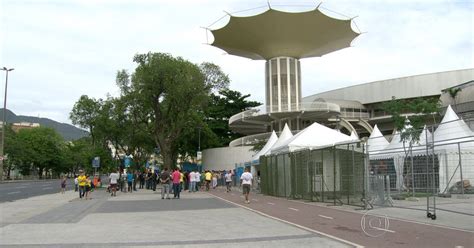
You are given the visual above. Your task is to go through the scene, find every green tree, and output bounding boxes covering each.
[70,95,102,145]
[382,97,440,196]
[15,127,64,178]
[443,87,462,112]
[206,89,261,146]
[119,53,213,168]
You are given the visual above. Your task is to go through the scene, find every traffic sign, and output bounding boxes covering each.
[124,157,131,168]
[92,157,100,168]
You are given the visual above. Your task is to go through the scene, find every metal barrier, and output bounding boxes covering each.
[260,141,366,207]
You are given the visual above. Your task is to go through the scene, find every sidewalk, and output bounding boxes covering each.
[0,188,351,247]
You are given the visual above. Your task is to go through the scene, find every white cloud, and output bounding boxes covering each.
[1,0,472,124]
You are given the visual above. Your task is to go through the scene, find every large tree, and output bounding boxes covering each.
[118,52,227,168]
[15,127,64,178]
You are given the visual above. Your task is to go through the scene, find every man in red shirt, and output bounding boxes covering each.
[172,168,181,199]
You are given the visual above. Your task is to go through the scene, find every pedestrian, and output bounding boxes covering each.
[127,170,134,193]
[172,168,181,199]
[77,170,87,199]
[160,168,171,199]
[188,170,195,193]
[205,170,212,191]
[60,176,67,194]
[133,171,138,191]
[109,169,120,197]
[85,175,91,200]
[240,167,253,204]
[196,171,202,191]
[179,170,184,192]
[74,176,78,192]
[212,172,218,189]
[225,170,233,192]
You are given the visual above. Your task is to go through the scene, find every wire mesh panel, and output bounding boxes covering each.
[260,141,367,207]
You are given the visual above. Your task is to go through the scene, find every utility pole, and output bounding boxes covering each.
[0,67,14,182]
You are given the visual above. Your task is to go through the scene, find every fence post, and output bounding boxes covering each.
[457,143,464,196]
[333,146,337,206]
[410,147,415,197]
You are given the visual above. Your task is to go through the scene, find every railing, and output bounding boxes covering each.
[229,130,301,147]
[229,102,341,125]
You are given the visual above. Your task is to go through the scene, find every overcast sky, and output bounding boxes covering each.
[1,0,473,125]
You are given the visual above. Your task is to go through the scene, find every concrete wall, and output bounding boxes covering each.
[202,146,254,171]
[303,68,474,104]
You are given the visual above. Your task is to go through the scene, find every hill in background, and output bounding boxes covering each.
[0,109,89,141]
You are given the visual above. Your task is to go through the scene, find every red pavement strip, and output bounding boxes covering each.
[208,189,473,248]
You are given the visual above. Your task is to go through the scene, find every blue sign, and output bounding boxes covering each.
[124,157,131,168]
[92,157,100,168]
[145,161,150,168]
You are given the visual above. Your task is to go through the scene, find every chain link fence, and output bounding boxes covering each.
[260,141,366,207]
[367,120,474,217]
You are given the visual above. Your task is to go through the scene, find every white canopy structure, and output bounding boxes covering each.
[350,131,359,141]
[434,105,474,192]
[251,131,278,164]
[267,124,294,155]
[270,122,354,154]
[367,125,389,153]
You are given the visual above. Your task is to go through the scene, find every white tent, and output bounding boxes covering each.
[251,131,278,164]
[270,122,355,154]
[434,105,474,193]
[268,124,293,155]
[350,131,359,141]
[367,124,389,153]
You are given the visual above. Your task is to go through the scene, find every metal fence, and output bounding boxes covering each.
[367,120,474,217]
[260,141,366,207]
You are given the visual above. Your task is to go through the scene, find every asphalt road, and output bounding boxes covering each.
[0,179,74,202]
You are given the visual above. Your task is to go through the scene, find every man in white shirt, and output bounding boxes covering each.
[225,170,233,192]
[109,170,120,197]
[189,171,196,193]
[240,168,253,204]
[194,171,201,191]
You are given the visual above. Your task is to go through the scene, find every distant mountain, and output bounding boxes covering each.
[0,109,89,141]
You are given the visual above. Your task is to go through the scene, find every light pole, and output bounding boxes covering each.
[0,67,14,182]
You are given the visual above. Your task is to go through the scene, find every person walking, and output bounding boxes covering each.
[172,168,181,199]
[212,172,218,189]
[127,171,134,193]
[84,175,92,200]
[205,170,212,191]
[160,168,171,199]
[225,170,233,192]
[60,176,67,194]
[240,168,253,204]
[109,169,120,197]
[189,170,195,193]
[77,170,87,199]
[74,176,78,192]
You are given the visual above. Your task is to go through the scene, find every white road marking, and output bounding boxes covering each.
[318,214,334,220]
[42,187,53,190]
[372,227,396,233]
[251,198,259,202]
[288,207,299,211]
[7,191,20,195]
[15,186,27,189]
[267,202,275,205]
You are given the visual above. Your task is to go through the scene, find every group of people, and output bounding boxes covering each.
[74,170,96,200]
[70,166,254,204]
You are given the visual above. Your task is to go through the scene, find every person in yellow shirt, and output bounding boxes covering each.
[179,170,184,193]
[205,170,212,191]
[77,170,87,199]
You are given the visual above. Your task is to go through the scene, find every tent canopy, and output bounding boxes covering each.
[268,124,293,155]
[367,124,389,153]
[434,105,474,151]
[270,122,355,154]
[251,131,278,163]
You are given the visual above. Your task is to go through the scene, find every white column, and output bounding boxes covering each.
[295,59,299,111]
[268,60,272,113]
[287,57,291,111]
[277,58,281,112]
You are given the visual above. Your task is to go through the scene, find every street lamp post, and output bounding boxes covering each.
[0,67,14,182]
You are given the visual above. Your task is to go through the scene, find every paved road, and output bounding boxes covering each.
[0,179,73,202]
[208,188,474,248]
